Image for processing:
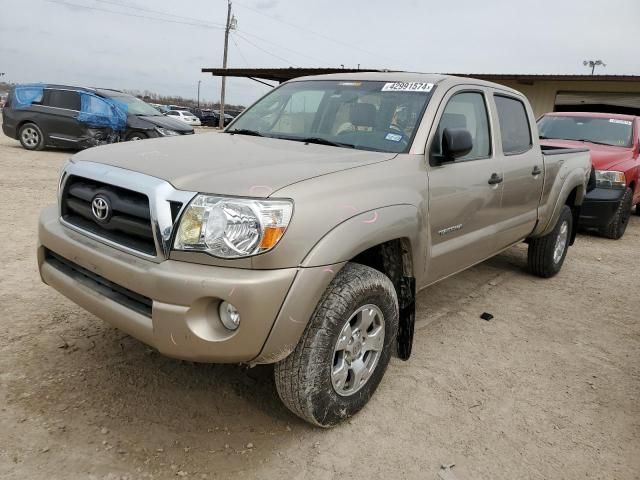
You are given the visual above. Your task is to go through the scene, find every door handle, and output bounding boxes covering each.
[488,173,503,185]
[532,165,542,176]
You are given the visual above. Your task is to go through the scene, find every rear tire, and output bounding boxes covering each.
[19,123,44,151]
[600,187,632,239]
[274,262,398,427]
[528,205,573,278]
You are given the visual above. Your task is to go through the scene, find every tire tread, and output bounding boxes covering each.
[274,263,397,426]
[528,205,572,278]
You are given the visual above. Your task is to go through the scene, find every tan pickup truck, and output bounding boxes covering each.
[38,73,591,426]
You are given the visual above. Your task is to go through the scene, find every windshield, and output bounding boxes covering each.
[101,93,162,116]
[538,115,633,148]
[229,80,436,153]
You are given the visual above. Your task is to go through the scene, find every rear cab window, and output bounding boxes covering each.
[494,95,532,155]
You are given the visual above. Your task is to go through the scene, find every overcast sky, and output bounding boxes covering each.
[1,0,638,106]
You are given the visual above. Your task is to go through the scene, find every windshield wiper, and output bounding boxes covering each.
[227,128,264,137]
[285,136,356,149]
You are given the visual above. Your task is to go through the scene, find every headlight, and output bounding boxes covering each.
[595,170,625,189]
[156,127,179,136]
[174,195,293,258]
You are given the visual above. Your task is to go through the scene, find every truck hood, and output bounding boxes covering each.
[540,139,634,171]
[72,132,396,197]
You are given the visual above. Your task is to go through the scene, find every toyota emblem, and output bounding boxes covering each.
[91,196,111,222]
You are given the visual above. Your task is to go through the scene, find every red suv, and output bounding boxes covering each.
[538,112,640,239]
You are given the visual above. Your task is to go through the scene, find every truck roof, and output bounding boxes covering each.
[289,72,525,96]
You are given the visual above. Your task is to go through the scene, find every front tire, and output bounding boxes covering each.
[126,132,148,141]
[600,187,633,239]
[274,262,398,427]
[19,123,44,151]
[528,205,573,278]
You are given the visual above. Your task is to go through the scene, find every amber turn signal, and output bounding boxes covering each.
[259,226,286,250]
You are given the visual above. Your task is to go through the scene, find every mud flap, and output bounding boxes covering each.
[396,276,415,360]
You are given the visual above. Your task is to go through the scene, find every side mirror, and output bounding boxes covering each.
[442,128,473,160]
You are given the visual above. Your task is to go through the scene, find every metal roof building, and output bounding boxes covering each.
[202,68,640,117]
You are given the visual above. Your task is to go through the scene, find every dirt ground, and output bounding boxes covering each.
[0,133,638,480]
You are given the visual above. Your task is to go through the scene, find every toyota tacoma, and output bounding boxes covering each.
[38,73,591,426]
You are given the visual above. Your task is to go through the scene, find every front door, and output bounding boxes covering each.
[426,88,504,283]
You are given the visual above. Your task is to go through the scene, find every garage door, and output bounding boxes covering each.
[554,91,640,115]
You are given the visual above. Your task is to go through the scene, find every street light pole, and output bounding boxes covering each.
[197,80,201,108]
[583,59,606,75]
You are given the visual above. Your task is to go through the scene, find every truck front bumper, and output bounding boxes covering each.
[38,206,336,364]
[578,187,626,229]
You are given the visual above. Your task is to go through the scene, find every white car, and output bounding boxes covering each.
[166,110,201,126]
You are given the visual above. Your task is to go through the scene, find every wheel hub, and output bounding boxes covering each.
[331,305,385,397]
[553,220,569,264]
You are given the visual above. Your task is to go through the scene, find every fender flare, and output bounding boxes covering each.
[532,169,586,238]
[253,204,423,364]
[300,204,423,268]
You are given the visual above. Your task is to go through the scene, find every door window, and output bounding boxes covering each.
[46,89,81,111]
[431,92,491,161]
[494,95,532,155]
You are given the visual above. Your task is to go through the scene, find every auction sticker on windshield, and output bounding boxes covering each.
[382,82,434,92]
[609,119,632,125]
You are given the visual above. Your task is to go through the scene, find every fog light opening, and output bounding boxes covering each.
[219,301,240,331]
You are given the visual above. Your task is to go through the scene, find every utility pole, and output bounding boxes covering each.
[219,1,236,128]
[197,80,201,108]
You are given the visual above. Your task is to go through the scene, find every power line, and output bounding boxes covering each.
[233,1,395,64]
[233,32,299,67]
[237,29,331,65]
[45,0,225,29]
[115,0,330,66]
[90,0,226,27]
[233,31,299,67]
[230,34,250,67]
[45,0,313,66]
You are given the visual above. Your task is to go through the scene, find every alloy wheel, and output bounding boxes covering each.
[331,304,385,396]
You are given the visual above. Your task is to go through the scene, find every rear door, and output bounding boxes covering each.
[492,92,544,248]
[41,88,84,146]
[426,87,504,283]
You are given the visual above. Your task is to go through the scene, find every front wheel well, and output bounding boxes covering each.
[17,119,41,136]
[350,238,416,360]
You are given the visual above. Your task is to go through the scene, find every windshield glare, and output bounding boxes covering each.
[230,80,435,153]
[538,115,633,148]
[103,94,162,116]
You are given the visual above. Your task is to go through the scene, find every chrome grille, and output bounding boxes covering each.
[61,175,157,255]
